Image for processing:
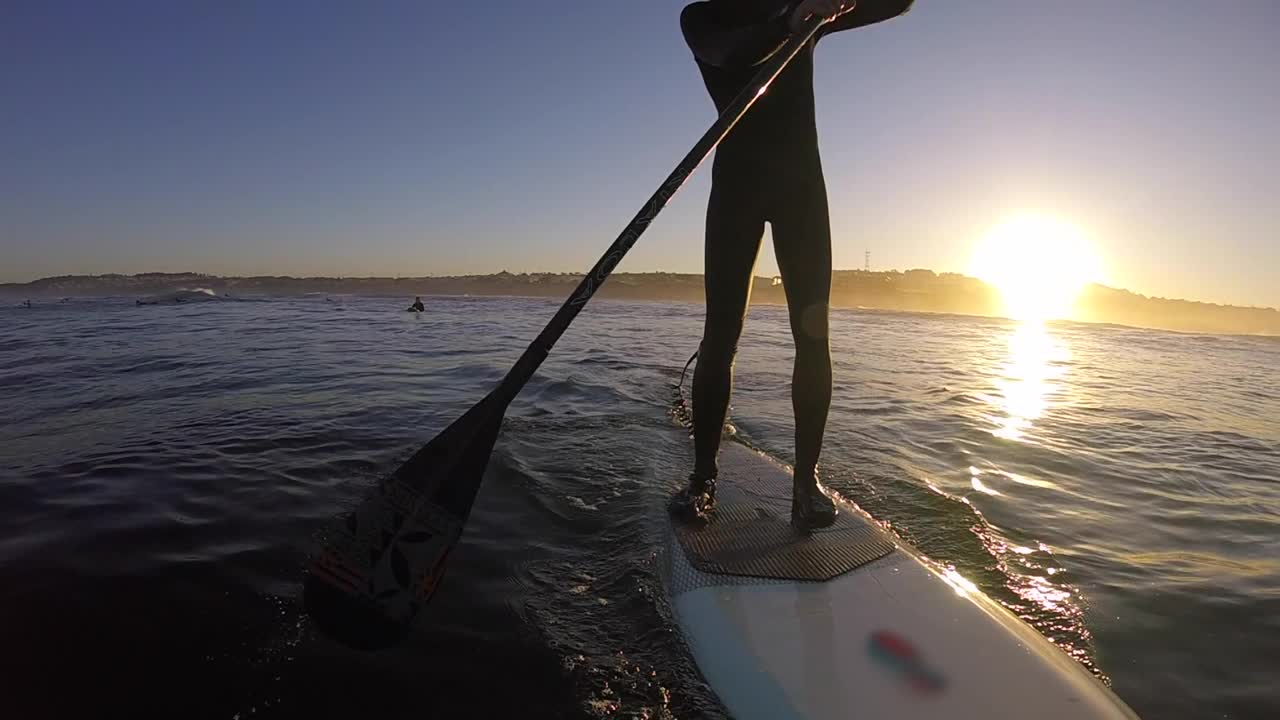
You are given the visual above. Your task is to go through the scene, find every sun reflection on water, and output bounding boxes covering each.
[991,321,1070,442]
[967,321,1101,674]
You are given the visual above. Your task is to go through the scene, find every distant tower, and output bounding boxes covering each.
[864,250,871,272]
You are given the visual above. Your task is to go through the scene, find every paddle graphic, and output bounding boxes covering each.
[303,15,829,650]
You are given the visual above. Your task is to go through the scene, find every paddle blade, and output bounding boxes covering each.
[303,394,504,650]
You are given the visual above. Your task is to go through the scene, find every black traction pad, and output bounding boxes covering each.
[673,444,897,582]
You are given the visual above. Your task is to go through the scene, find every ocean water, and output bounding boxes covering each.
[1,295,1277,719]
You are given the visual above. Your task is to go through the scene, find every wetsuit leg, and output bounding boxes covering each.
[692,181,766,479]
[769,177,833,483]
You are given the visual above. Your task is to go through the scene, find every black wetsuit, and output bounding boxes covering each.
[681,0,912,482]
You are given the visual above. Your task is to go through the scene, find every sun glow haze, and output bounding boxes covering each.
[968,215,1103,321]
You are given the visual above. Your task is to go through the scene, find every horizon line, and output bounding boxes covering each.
[4,268,1278,313]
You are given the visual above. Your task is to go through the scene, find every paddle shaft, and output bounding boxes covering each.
[493,16,825,407]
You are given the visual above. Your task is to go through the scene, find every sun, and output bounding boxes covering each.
[968,214,1103,321]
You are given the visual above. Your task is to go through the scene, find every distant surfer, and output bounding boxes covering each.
[669,0,913,531]
[408,296,425,312]
[23,299,32,308]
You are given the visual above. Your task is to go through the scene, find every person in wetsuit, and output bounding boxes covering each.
[408,296,425,312]
[669,0,913,531]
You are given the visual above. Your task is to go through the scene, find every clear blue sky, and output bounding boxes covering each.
[2,1,1277,307]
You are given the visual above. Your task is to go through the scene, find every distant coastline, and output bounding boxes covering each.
[4,270,1277,336]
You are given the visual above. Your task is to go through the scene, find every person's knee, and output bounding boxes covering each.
[790,301,829,345]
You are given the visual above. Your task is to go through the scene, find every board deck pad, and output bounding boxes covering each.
[673,444,896,582]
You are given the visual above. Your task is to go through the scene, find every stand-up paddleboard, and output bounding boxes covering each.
[661,441,1139,719]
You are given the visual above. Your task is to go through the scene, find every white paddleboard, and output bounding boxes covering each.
[661,441,1139,720]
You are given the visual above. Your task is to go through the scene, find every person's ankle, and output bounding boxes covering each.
[692,464,718,482]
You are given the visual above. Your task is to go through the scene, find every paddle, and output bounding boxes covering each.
[303,14,829,651]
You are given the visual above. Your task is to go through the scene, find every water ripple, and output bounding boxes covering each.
[0,297,1275,718]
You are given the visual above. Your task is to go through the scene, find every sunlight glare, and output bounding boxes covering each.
[969,214,1103,321]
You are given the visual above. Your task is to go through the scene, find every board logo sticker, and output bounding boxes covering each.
[867,630,947,695]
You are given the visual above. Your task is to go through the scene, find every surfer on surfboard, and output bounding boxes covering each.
[668,0,914,531]
[407,296,425,312]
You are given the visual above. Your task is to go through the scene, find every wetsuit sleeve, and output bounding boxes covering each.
[682,1,913,69]
[817,0,915,39]
[681,1,797,69]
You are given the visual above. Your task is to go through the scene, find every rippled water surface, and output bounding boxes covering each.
[1,296,1277,719]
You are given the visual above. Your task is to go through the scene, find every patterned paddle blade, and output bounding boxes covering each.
[303,393,503,650]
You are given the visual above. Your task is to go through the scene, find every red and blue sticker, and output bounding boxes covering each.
[867,630,947,695]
